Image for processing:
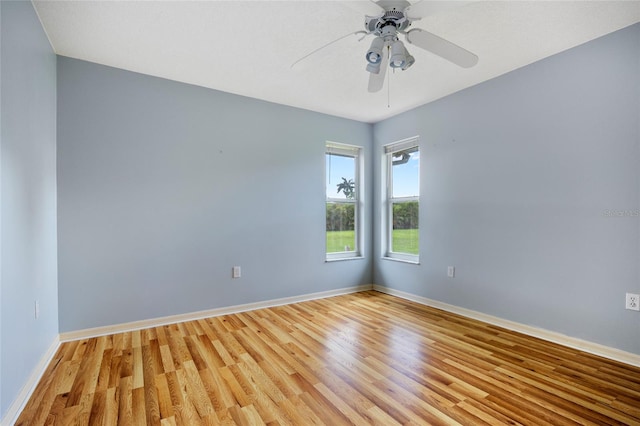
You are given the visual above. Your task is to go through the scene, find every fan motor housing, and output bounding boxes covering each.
[365,9,411,35]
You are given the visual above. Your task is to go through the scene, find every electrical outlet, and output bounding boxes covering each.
[35,300,40,319]
[232,266,241,279]
[626,293,640,311]
[447,266,455,278]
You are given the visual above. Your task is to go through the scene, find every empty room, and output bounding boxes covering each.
[1,0,640,424]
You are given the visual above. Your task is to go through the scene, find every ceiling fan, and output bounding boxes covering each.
[292,0,479,93]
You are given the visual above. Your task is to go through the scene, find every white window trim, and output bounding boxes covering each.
[326,142,363,261]
[383,137,420,263]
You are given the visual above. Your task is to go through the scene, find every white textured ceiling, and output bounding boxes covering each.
[33,0,640,123]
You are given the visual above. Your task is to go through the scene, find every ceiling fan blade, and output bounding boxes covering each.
[368,47,389,93]
[342,0,385,17]
[405,28,478,68]
[291,30,368,69]
[405,0,472,21]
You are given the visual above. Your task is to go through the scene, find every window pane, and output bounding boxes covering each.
[326,154,356,200]
[326,202,355,253]
[391,148,419,198]
[326,143,360,259]
[391,201,419,254]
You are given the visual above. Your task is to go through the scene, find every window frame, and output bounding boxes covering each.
[384,137,420,263]
[325,142,363,261]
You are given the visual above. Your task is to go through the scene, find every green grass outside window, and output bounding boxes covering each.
[326,229,419,255]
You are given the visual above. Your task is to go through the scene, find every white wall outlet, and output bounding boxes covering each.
[232,266,241,279]
[447,266,455,278]
[35,300,40,319]
[625,293,640,311]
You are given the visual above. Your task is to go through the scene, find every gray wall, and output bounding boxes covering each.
[57,57,373,332]
[373,23,640,355]
[1,1,3,413]
[1,0,58,418]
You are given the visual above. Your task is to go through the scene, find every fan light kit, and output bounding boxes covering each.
[292,0,479,93]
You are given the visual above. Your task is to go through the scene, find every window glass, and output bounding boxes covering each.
[391,147,419,197]
[326,154,356,200]
[326,144,361,259]
[385,140,419,261]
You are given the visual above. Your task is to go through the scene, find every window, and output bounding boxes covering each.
[326,143,362,260]
[385,138,419,262]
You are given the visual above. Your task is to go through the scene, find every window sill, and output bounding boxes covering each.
[325,256,365,263]
[382,256,420,265]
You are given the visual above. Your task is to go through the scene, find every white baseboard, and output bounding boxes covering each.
[373,285,640,368]
[1,335,61,426]
[60,284,374,342]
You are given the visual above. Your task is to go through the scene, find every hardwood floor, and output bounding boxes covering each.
[16,291,640,425]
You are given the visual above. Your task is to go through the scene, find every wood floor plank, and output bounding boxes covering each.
[313,382,373,425]
[117,376,133,426]
[199,367,236,412]
[142,345,162,426]
[104,386,120,426]
[297,386,352,425]
[88,389,107,425]
[155,373,175,420]
[15,291,640,425]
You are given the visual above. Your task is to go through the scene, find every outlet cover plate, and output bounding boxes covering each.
[232,266,241,279]
[626,293,640,311]
[447,266,455,278]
